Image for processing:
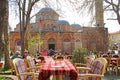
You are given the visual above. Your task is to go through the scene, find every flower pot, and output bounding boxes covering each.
[0,62,3,68]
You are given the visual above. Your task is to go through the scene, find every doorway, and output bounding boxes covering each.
[48,44,55,50]
[48,38,56,50]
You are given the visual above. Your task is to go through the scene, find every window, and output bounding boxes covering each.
[75,39,82,48]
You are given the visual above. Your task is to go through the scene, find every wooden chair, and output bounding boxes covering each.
[102,54,111,73]
[12,58,37,80]
[56,55,64,60]
[112,54,119,58]
[76,58,107,80]
[66,55,73,62]
[111,54,120,75]
[26,56,43,72]
[75,56,94,68]
[9,59,16,75]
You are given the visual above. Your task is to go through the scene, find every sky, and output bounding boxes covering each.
[9,1,120,33]
[9,10,120,33]
[60,11,120,33]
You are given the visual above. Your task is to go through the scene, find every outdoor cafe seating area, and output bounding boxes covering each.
[10,53,120,80]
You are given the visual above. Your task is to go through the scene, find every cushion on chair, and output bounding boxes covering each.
[90,61,103,74]
[89,61,104,80]
[86,58,93,68]
[16,59,28,80]
[29,58,36,72]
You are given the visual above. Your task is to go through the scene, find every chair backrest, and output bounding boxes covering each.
[66,55,72,59]
[13,58,28,80]
[112,54,119,58]
[102,54,111,68]
[102,54,109,58]
[85,56,95,68]
[26,56,36,72]
[56,55,64,60]
[90,58,107,75]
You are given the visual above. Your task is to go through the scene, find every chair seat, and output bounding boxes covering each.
[76,58,107,80]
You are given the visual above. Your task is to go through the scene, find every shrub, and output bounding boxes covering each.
[72,47,88,63]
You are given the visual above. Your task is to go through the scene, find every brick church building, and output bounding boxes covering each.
[10,7,108,54]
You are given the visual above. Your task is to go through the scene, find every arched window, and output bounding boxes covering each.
[64,39,70,42]
[63,39,71,52]
[75,39,82,48]
[90,40,96,50]
[42,16,44,20]
[46,15,49,19]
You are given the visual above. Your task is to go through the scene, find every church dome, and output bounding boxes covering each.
[71,24,81,27]
[56,20,69,25]
[39,8,55,13]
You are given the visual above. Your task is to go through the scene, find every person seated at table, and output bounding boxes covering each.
[23,49,29,59]
[65,50,70,55]
[48,48,55,56]
[89,50,95,56]
[11,50,22,59]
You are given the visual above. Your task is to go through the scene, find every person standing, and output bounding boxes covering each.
[42,49,48,56]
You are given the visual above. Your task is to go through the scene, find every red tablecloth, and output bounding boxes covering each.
[111,58,118,61]
[38,60,78,80]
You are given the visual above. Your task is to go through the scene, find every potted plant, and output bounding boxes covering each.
[72,47,88,63]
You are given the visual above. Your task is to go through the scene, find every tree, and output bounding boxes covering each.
[104,0,120,25]
[0,0,11,69]
[14,0,40,56]
[68,0,120,25]
[0,1,5,61]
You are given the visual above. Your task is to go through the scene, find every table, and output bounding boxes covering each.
[38,59,78,80]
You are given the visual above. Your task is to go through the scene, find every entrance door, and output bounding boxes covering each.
[48,38,56,50]
[49,44,55,50]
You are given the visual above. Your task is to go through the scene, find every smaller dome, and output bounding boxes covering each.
[71,24,81,27]
[56,20,69,25]
[39,8,54,13]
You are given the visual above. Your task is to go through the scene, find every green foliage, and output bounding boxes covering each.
[0,68,12,73]
[0,75,12,80]
[28,34,43,54]
[72,47,88,63]
[93,48,98,55]
[28,35,43,49]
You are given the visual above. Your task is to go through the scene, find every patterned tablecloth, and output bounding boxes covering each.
[38,59,78,80]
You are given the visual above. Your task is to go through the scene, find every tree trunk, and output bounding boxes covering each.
[3,0,11,69]
[0,0,6,61]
